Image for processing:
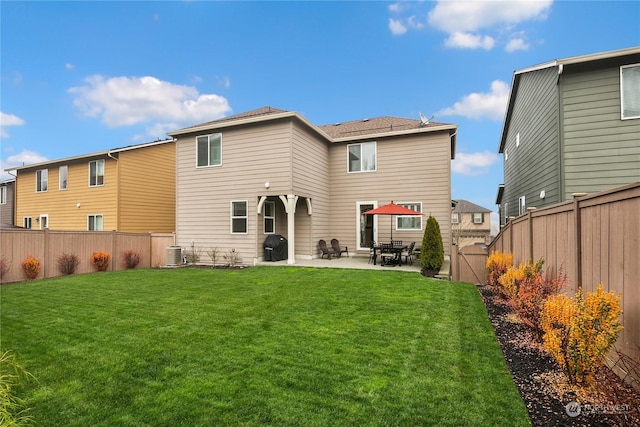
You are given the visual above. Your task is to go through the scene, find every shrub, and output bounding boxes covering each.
[541,284,623,385]
[420,215,444,271]
[184,247,201,264]
[206,248,220,267]
[0,256,9,281]
[498,258,544,300]
[57,253,80,275]
[0,351,34,426]
[486,251,513,286]
[224,249,239,267]
[122,250,142,269]
[21,254,40,280]
[512,268,565,340]
[91,252,111,272]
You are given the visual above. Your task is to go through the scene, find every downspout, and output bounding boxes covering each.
[557,63,565,202]
[107,151,120,231]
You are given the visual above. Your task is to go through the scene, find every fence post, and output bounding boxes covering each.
[572,193,586,288]
[43,228,49,279]
[527,207,536,261]
[111,230,117,272]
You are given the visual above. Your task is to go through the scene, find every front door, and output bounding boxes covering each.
[357,202,377,250]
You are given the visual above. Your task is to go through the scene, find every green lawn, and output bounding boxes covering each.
[1,267,529,426]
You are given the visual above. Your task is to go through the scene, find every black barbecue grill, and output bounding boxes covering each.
[263,235,288,261]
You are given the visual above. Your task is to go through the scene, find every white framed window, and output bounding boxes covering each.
[231,200,248,234]
[347,141,376,172]
[621,64,640,120]
[518,196,526,215]
[89,160,105,186]
[263,201,275,234]
[473,213,484,224]
[36,169,48,192]
[23,217,32,229]
[197,133,222,167]
[59,166,68,190]
[451,212,460,224]
[396,202,422,230]
[0,186,6,204]
[88,214,103,231]
[503,202,509,225]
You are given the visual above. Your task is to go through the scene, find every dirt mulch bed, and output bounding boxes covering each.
[477,283,640,427]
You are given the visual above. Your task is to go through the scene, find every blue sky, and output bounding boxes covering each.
[1,1,639,230]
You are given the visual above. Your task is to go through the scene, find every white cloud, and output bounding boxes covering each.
[65,63,75,70]
[68,75,232,136]
[428,0,552,33]
[390,0,552,50]
[438,80,509,121]
[0,112,26,138]
[1,149,49,179]
[452,151,499,176]
[444,32,495,50]
[505,37,530,52]
[389,18,408,35]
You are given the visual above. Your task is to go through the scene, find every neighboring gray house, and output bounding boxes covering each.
[496,47,640,226]
[168,106,457,265]
[451,199,492,247]
[0,179,16,228]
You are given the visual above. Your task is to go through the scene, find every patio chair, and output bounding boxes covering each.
[402,242,416,265]
[380,243,397,266]
[391,240,403,247]
[318,239,334,259]
[367,240,377,264]
[330,239,349,258]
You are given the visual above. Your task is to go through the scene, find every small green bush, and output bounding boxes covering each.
[0,350,34,426]
[420,215,444,271]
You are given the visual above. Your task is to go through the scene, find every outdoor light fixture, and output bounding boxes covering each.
[265,181,270,189]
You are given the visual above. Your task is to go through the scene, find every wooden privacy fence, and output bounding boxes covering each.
[489,182,640,384]
[0,229,175,283]
[451,244,488,285]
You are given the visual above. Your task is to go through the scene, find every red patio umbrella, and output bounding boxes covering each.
[363,202,423,240]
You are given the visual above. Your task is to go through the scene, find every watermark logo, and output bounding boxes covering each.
[565,401,630,417]
[565,401,581,417]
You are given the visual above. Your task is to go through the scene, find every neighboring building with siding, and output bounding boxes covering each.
[496,47,640,226]
[451,199,492,248]
[168,106,457,265]
[5,140,176,232]
[0,179,16,228]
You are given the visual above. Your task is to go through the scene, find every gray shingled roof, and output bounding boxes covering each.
[452,199,492,213]
[318,116,445,139]
[171,106,291,134]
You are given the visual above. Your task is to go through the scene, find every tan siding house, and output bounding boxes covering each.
[6,140,175,233]
[169,107,457,265]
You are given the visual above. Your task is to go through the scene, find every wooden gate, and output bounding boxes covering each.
[451,245,488,284]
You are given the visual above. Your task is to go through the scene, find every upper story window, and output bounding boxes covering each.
[263,201,275,234]
[231,200,248,234]
[397,202,422,230]
[88,214,103,231]
[36,169,48,192]
[473,213,484,224]
[451,212,460,224]
[0,186,6,204]
[621,64,640,120]
[348,141,376,172]
[197,133,222,167]
[59,166,68,190]
[89,160,105,186]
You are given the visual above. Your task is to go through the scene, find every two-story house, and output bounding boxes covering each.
[167,106,457,265]
[496,46,640,226]
[5,140,176,233]
[0,179,16,228]
[451,199,492,248]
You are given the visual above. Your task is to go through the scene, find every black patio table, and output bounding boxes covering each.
[374,244,407,266]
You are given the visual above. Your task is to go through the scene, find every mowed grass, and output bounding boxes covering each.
[1,267,529,426]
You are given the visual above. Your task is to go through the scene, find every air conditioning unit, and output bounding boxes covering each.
[165,246,182,266]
